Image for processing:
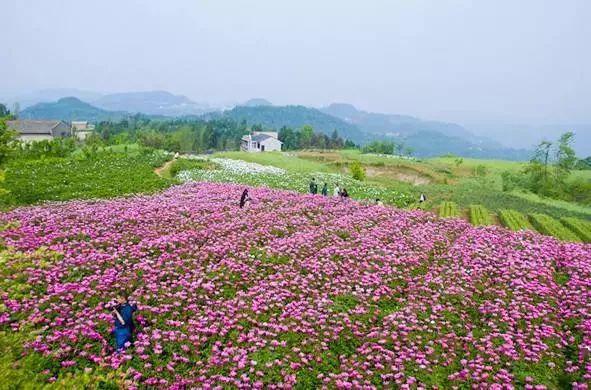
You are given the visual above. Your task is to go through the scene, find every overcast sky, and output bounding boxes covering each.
[3,0,591,124]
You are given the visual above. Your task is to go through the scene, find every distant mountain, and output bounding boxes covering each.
[19,97,128,122]
[9,88,104,109]
[322,103,472,139]
[243,98,273,107]
[93,90,212,116]
[320,103,531,160]
[204,105,370,143]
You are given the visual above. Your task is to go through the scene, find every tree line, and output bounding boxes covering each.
[502,132,591,205]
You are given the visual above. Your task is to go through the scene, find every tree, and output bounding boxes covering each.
[0,103,9,117]
[12,102,20,119]
[278,126,298,150]
[554,131,577,183]
[299,125,314,149]
[350,160,366,181]
[0,119,17,164]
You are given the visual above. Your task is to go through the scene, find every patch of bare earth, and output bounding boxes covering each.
[364,166,433,185]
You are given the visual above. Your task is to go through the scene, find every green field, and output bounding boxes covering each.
[2,146,591,243]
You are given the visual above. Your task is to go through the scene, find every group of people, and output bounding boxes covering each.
[239,182,427,210]
[309,178,349,199]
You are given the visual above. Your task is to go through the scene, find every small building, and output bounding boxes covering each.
[71,121,95,140]
[240,131,282,152]
[7,120,71,142]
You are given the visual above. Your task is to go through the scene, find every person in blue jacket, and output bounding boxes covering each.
[112,293,138,352]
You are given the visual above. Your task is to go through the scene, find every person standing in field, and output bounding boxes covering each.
[321,182,328,196]
[341,188,349,200]
[309,178,318,195]
[333,184,341,197]
[112,293,138,352]
[240,188,251,209]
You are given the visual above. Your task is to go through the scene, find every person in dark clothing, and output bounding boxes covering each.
[321,183,328,196]
[309,178,318,195]
[341,188,349,199]
[112,294,138,352]
[239,189,251,209]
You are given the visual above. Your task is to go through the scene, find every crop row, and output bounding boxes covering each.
[442,203,589,243]
[560,217,591,243]
[468,204,493,226]
[529,213,581,242]
[438,201,459,218]
[498,209,533,231]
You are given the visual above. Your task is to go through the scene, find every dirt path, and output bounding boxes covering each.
[154,159,176,178]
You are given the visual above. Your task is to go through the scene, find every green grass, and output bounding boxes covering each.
[529,214,581,242]
[438,201,460,218]
[3,151,171,206]
[498,209,533,231]
[560,217,591,243]
[468,205,493,226]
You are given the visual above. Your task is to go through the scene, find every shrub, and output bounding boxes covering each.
[349,161,366,181]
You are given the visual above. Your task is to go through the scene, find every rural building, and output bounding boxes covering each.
[7,120,71,142]
[71,121,95,140]
[240,131,282,152]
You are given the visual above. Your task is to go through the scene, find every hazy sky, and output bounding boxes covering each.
[3,0,591,124]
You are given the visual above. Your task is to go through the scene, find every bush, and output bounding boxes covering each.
[349,161,366,181]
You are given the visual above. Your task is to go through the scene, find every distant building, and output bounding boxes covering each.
[240,131,282,152]
[7,120,71,142]
[71,121,95,140]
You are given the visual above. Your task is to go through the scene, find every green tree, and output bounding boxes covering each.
[299,125,314,149]
[350,160,366,181]
[554,131,577,183]
[0,119,17,164]
[0,103,9,117]
[279,126,298,150]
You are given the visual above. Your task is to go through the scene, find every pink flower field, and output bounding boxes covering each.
[1,182,591,388]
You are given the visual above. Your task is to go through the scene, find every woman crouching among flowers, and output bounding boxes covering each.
[110,293,138,352]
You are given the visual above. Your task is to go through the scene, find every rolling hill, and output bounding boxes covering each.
[19,97,129,122]
[203,105,372,143]
[93,90,213,116]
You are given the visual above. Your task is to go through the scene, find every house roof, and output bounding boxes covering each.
[251,134,273,142]
[7,120,64,135]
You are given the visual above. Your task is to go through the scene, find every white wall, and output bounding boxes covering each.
[260,138,282,151]
[18,134,53,142]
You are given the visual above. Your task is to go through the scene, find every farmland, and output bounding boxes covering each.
[1,182,591,388]
[1,145,591,387]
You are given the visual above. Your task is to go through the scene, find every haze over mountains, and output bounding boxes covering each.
[8,89,590,158]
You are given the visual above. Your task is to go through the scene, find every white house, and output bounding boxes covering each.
[71,121,95,140]
[7,120,71,142]
[240,131,282,152]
